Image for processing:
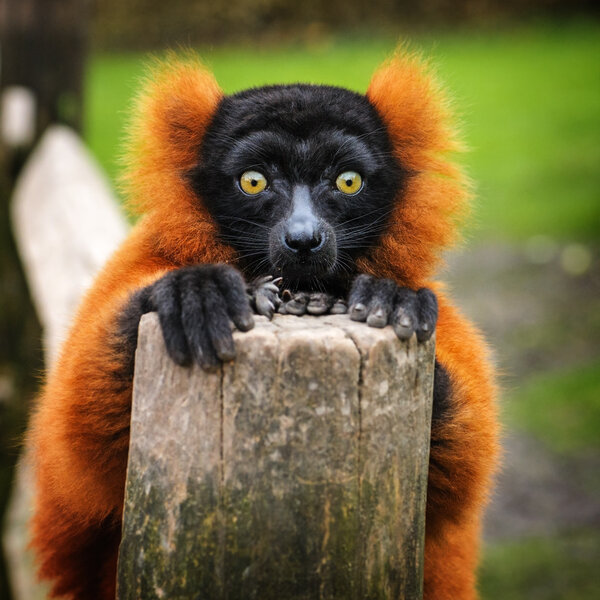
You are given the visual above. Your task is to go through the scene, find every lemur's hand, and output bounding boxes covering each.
[148,264,254,370]
[247,275,283,319]
[348,274,437,342]
[278,290,348,316]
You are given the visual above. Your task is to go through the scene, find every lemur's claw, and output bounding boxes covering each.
[248,275,282,319]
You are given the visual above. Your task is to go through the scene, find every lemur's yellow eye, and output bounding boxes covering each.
[239,171,267,195]
[336,171,363,195]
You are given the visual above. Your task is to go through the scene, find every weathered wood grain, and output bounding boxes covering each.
[11,125,128,363]
[118,312,435,600]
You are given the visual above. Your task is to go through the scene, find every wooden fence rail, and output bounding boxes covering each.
[7,125,434,599]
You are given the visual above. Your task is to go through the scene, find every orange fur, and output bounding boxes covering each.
[425,292,499,598]
[29,53,498,599]
[122,55,237,265]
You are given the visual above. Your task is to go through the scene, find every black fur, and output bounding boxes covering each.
[432,360,453,428]
[148,264,254,369]
[115,265,253,372]
[112,287,153,383]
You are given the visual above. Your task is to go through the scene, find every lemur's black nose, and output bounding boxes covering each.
[283,184,324,253]
[284,220,322,252]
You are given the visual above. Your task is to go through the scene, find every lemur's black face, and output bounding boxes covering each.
[190,84,404,293]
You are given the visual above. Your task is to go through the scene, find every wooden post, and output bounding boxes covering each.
[118,312,435,599]
[8,124,436,599]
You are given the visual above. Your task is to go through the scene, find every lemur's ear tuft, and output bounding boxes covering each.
[367,48,462,171]
[360,49,471,286]
[121,54,236,266]
[122,53,223,217]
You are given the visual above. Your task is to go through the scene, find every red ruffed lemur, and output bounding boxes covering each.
[29,51,498,599]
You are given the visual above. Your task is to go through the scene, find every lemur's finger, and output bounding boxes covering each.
[348,274,372,302]
[255,294,276,319]
[350,302,367,321]
[249,275,282,295]
[307,292,334,315]
[277,289,291,314]
[416,288,438,342]
[330,298,348,314]
[149,274,191,366]
[365,279,397,328]
[262,283,281,294]
[284,292,309,315]
[214,266,254,332]
[180,278,220,370]
[391,288,418,340]
[366,307,388,327]
[201,283,236,362]
[348,274,374,321]
[255,275,274,285]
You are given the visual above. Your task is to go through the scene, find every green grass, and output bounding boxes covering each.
[84,20,600,241]
[479,530,600,600]
[503,359,600,456]
[431,23,600,242]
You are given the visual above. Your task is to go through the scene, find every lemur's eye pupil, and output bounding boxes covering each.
[345,179,352,187]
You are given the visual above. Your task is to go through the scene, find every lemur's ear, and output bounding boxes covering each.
[123,54,223,216]
[360,50,471,286]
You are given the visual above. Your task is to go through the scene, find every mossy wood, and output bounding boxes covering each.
[118,312,435,600]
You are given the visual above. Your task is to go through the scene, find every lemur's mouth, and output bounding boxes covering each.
[278,262,329,281]
[270,255,345,294]
[272,247,336,280]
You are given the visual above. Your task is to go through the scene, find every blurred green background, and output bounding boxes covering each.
[2,1,599,599]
